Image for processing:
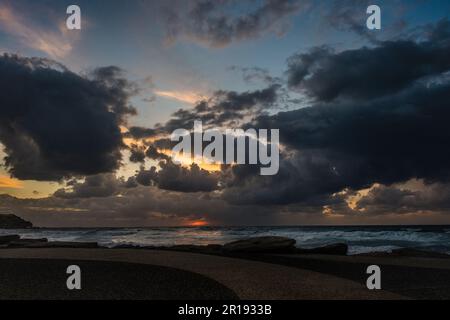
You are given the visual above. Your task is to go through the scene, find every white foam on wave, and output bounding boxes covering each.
[348,245,402,255]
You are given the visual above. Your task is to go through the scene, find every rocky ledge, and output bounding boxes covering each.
[222,236,297,253]
[0,235,98,249]
[357,248,450,259]
[0,234,349,255]
[2,234,449,259]
[114,236,349,255]
[0,214,32,229]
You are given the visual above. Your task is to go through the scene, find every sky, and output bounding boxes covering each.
[1,0,450,227]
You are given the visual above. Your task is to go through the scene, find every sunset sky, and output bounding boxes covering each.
[1,0,450,227]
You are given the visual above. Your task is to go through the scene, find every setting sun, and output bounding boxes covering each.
[187,220,209,227]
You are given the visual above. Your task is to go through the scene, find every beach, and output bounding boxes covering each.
[1,247,450,300]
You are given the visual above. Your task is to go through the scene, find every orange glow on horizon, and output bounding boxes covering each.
[187,220,209,227]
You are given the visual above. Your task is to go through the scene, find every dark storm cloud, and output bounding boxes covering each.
[54,173,126,199]
[221,20,450,206]
[426,17,450,44]
[129,143,169,163]
[134,166,158,187]
[157,162,219,192]
[134,161,220,193]
[129,146,147,163]
[221,150,350,205]
[125,126,157,139]
[116,19,450,212]
[122,85,278,165]
[157,84,281,133]
[0,187,286,227]
[286,19,450,101]
[0,54,136,181]
[355,182,450,215]
[228,79,450,206]
[145,145,170,161]
[162,0,304,47]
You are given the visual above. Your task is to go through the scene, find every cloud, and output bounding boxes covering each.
[215,19,450,206]
[0,54,136,181]
[125,126,157,139]
[156,84,281,133]
[352,180,450,215]
[154,90,205,104]
[325,0,379,43]
[0,175,23,189]
[54,173,126,199]
[145,145,171,161]
[121,19,450,210]
[107,18,450,220]
[0,3,76,58]
[128,145,147,163]
[286,19,450,101]
[133,161,220,193]
[125,84,283,177]
[0,185,283,227]
[4,176,450,227]
[226,79,450,206]
[228,66,282,85]
[427,18,450,44]
[162,0,306,47]
[3,10,450,226]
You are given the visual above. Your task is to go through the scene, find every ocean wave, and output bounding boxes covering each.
[2,226,450,254]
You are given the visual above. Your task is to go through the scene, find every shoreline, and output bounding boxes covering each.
[3,234,450,258]
[2,233,450,258]
[2,224,450,257]
[1,235,450,299]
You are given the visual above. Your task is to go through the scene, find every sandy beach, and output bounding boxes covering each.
[1,248,449,300]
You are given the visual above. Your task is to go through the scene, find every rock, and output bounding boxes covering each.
[112,244,143,249]
[0,235,20,244]
[206,244,223,251]
[223,236,296,253]
[168,245,202,251]
[167,244,224,253]
[7,238,48,247]
[25,241,98,248]
[0,214,32,229]
[296,243,348,255]
[390,248,450,259]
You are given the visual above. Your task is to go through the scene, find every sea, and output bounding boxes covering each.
[1,225,450,255]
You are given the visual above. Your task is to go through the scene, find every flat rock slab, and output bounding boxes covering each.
[0,235,20,244]
[25,241,99,248]
[223,236,296,253]
[0,248,405,300]
[0,258,238,300]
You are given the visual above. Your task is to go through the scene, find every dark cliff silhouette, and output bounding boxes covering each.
[0,214,32,229]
